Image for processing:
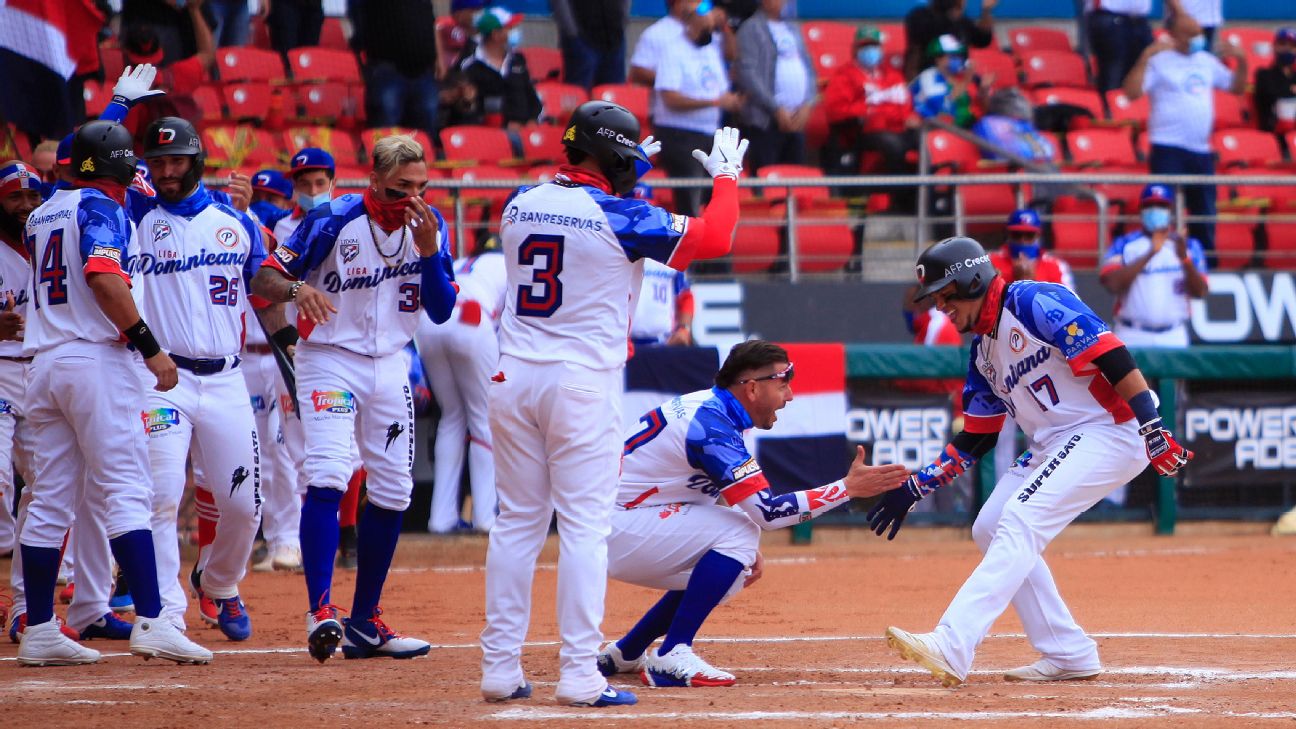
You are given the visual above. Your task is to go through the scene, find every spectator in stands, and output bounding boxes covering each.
[734,0,817,174]
[250,169,295,230]
[354,0,441,134]
[1099,184,1208,349]
[31,140,59,185]
[122,0,206,65]
[1085,0,1153,94]
[274,147,335,244]
[1254,27,1296,134]
[551,0,631,91]
[911,35,982,129]
[458,8,542,130]
[1123,12,1247,255]
[438,69,482,128]
[651,3,742,216]
[971,88,1057,167]
[823,26,917,182]
[267,0,324,55]
[628,0,697,88]
[120,16,216,141]
[437,0,485,74]
[204,0,268,48]
[903,0,995,80]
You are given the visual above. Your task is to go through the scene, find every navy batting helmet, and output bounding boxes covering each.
[141,116,206,195]
[71,120,138,186]
[913,236,998,302]
[562,101,648,196]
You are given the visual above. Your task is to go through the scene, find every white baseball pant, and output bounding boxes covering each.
[607,503,755,603]
[243,350,301,549]
[145,365,260,629]
[0,358,30,556]
[295,342,414,510]
[415,311,498,533]
[929,421,1147,679]
[481,356,624,705]
[1113,323,1189,348]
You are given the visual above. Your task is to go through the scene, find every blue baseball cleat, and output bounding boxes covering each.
[572,685,638,707]
[483,681,533,703]
[340,608,430,659]
[214,596,252,641]
[80,612,134,640]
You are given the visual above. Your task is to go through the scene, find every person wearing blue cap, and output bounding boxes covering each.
[250,170,294,231]
[1254,27,1296,134]
[273,147,336,246]
[1099,184,1208,350]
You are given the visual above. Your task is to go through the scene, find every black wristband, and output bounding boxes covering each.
[124,319,162,358]
[272,325,299,351]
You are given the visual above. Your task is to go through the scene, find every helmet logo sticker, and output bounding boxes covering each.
[563,126,576,142]
[158,127,176,144]
[80,158,95,173]
[915,263,925,281]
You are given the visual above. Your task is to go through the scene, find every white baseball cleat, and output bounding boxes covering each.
[886,626,964,688]
[18,619,101,667]
[270,544,303,572]
[1004,659,1102,682]
[641,643,736,687]
[130,617,213,664]
[597,641,646,676]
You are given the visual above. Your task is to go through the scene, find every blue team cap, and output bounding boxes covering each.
[252,169,293,198]
[1140,183,1173,208]
[697,0,713,14]
[631,181,654,200]
[57,133,74,164]
[289,147,335,177]
[1005,208,1041,232]
[1275,27,1296,45]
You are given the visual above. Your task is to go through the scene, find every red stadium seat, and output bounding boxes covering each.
[758,164,831,204]
[439,125,515,164]
[518,124,565,164]
[731,208,782,274]
[591,83,649,122]
[1219,26,1274,71]
[876,22,905,55]
[802,21,854,53]
[1019,50,1089,89]
[282,126,362,166]
[520,46,563,83]
[809,47,849,78]
[526,164,560,183]
[1212,90,1247,130]
[1031,87,1104,121]
[926,129,983,172]
[0,124,32,163]
[82,79,111,116]
[1049,195,1109,269]
[638,168,673,212]
[1065,128,1137,168]
[1213,128,1285,169]
[967,47,1018,91]
[1008,26,1073,55]
[958,184,1019,235]
[363,127,435,160]
[1036,131,1064,166]
[203,126,282,169]
[288,47,360,84]
[192,83,224,124]
[319,17,349,51]
[1212,208,1258,270]
[215,47,285,83]
[534,82,589,124]
[453,165,522,234]
[294,82,352,124]
[223,82,276,123]
[783,202,854,273]
[1105,89,1149,127]
[100,45,125,83]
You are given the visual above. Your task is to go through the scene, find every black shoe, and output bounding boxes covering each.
[337,525,357,570]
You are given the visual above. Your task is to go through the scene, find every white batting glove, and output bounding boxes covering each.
[691,126,749,180]
[639,135,661,159]
[112,64,166,104]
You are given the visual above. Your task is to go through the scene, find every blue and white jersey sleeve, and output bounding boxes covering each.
[962,337,1008,433]
[1005,281,1123,371]
[238,208,268,282]
[588,189,687,266]
[266,197,346,278]
[1186,237,1208,274]
[683,406,767,504]
[77,190,132,282]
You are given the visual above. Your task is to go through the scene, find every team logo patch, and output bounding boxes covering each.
[1008,327,1027,353]
[80,158,95,173]
[279,392,296,415]
[1065,322,1083,346]
[669,214,687,234]
[142,407,180,434]
[340,240,359,262]
[229,466,250,497]
[273,246,299,265]
[0,400,14,416]
[152,220,172,243]
[90,245,122,264]
[563,125,576,142]
[311,390,355,414]
[249,394,267,413]
[503,205,518,227]
[384,421,405,451]
[215,226,240,250]
[731,458,760,481]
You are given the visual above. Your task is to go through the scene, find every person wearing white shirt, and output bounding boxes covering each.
[734,0,817,174]
[628,0,694,88]
[1123,12,1247,258]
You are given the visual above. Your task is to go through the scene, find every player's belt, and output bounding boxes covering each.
[172,354,241,375]
[1116,318,1178,334]
[244,343,274,354]
[0,355,32,363]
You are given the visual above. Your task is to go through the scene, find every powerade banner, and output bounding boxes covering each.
[1190,272,1296,344]
[1181,387,1296,487]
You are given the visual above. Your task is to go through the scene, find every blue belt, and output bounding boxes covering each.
[172,354,240,375]
[1117,318,1177,334]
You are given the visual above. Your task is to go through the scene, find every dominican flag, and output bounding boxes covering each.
[751,343,851,496]
[622,346,721,431]
[0,0,104,139]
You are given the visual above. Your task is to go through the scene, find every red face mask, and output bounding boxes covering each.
[363,187,410,232]
[77,179,128,207]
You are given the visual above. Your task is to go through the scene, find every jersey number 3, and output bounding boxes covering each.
[516,234,564,318]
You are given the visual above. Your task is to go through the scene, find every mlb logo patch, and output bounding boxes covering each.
[341,241,359,263]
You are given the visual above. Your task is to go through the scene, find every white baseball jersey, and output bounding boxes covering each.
[265,194,453,357]
[272,210,305,249]
[963,280,1134,449]
[131,189,267,358]
[497,176,693,371]
[617,387,769,510]
[453,249,508,323]
[23,188,141,355]
[630,259,689,343]
[0,239,31,358]
[1101,231,1208,329]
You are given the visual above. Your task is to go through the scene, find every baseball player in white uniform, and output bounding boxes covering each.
[415,241,506,534]
[252,134,456,663]
[0,162,38,563]
[17,120,211,666]
[630,258,693,347]
[598,341,908,687]
[133,116,269,641]
[479,102,747,707]
[873,236,1192,687]
[1099,184,1209,348]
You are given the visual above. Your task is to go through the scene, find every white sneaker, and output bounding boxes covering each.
[1273,508,1296,536]
[18,619,101,666]
[885,627,964,688]
[597,641,646,676]
[130,616,213,664]
[1004,658,1102,682]
[270,544,302,571]
[641,644,736,687]
[251,550,275,573]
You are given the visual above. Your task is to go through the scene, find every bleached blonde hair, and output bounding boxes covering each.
[371,135,425,175]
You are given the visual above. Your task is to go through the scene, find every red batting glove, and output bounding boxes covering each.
[1138,418,1194,476]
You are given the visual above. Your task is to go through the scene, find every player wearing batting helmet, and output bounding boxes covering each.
[874,236,1192,688]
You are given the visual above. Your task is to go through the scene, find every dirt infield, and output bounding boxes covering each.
[3,526,1294,728]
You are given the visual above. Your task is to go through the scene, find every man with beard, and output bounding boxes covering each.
[0,162,38,562]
